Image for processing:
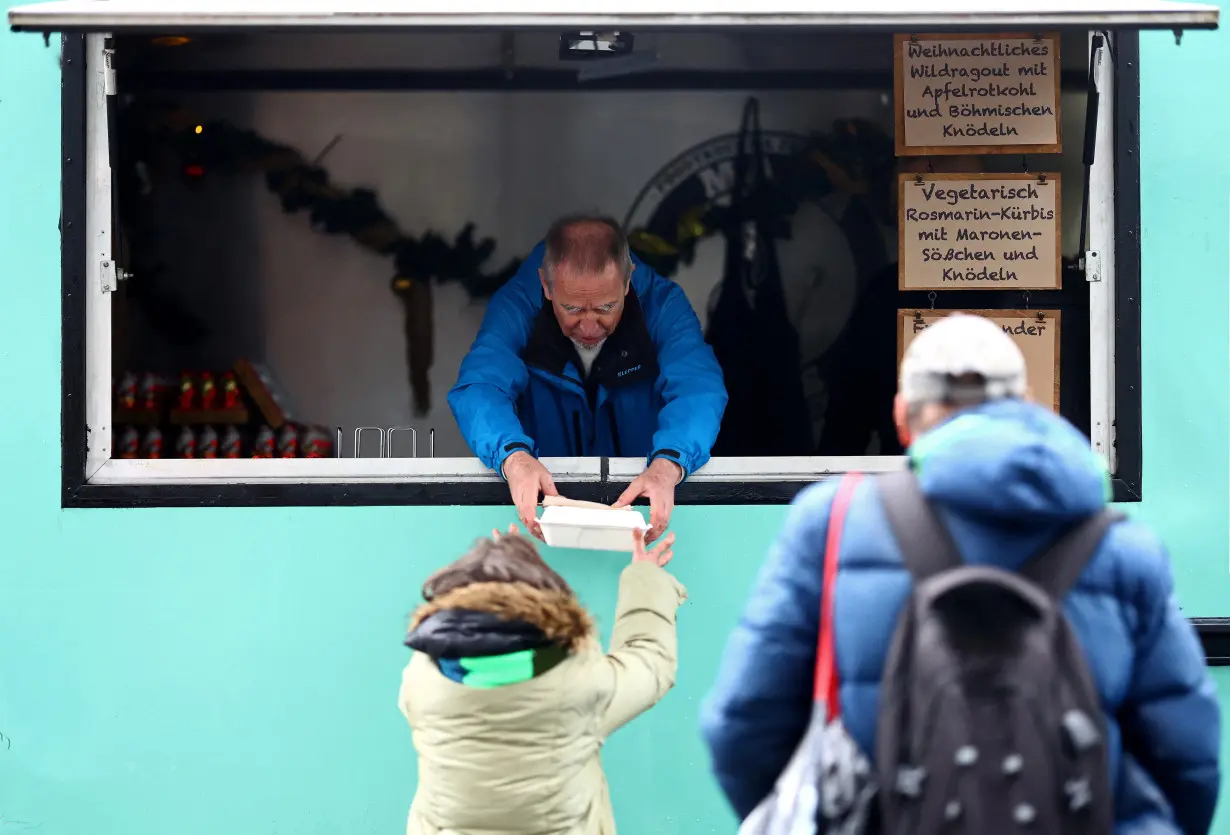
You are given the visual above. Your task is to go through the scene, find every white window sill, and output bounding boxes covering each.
[87,455,908,485]
[89,456,602,485]
[612,455,907,481]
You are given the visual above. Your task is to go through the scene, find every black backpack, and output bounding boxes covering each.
[873,471,1119,835]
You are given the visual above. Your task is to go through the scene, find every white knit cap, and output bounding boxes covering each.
[900,313,1027,407]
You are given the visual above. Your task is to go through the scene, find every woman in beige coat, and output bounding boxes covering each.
[398,524,685,835]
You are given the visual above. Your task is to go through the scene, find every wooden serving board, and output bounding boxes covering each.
[541,495,617,511]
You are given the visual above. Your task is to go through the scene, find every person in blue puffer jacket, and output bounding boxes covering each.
[448,214,727,542]
[700,313,1220,835]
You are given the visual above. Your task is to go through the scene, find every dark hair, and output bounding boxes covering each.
[421,533,574,601]
[542,213,634,286]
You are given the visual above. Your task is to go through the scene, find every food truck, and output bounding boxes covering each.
[0,1,1227,831]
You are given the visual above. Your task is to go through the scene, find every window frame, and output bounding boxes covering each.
[12,0,1223,32]
[58,28,1144,509]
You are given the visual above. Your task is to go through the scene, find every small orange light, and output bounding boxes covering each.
[152,35,191,47]
[194,125,203,135]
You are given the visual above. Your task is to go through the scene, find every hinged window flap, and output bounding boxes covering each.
[84,33,114,478]
[9,0,1219,34]
[1085,31,1117,471]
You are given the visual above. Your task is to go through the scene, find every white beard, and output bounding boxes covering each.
[572,339,605,376]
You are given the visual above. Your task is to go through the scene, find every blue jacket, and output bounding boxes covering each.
[700,400,1220,835]
[448,241,727,476]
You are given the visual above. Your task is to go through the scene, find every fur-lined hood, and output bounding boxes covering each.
[407,581,595,654]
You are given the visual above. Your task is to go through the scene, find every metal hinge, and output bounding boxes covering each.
[103,45,117,96]
[100,260,130,293]
[1084,250,1102,283]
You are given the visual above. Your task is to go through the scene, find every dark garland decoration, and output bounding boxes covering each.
[153,106,525,296]
[124,100,524,415]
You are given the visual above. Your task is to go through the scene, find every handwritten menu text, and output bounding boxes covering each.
[895,33,1061,154]
[899,173,1061,290]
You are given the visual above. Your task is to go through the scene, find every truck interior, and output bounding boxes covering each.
[101,27,1093,460]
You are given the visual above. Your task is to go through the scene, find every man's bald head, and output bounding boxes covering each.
[541,215,634,289]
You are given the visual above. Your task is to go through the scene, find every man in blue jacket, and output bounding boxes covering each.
[700,314,1220,835]
[448,214,727,541]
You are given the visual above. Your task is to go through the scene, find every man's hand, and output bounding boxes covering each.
[612,458,682,543]
[503,451,558,540]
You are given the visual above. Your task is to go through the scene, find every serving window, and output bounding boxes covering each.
[22,1,1215,507]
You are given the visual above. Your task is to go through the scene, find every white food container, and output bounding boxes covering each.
[538,505,648,552]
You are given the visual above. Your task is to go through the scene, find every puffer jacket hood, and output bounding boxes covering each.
[702,400,1220,835]
[909,398,1109,525]
[405,581,595,656]
[404,581,596,689]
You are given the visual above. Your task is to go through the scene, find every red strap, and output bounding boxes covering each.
[814,472,862,719]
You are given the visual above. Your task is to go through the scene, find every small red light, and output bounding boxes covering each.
[183,163,206,178]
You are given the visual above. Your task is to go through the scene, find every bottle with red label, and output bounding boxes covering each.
[178,372,196,409]
[252,425,275,459]
[200,372,217,409]
[301,426,332,458]
[139,372,160,410]
[199,425,219,459]
[276,424,300,458]
[141,427,164,459]
[220,426,243,459]
[222,371,241,409]
[117,373,138,410]
[175,426,197,459]
[116,425,140,459]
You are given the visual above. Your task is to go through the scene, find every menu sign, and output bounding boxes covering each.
[898,173,1061,291]
[894,32,1061,156]
[898,309,1061,413]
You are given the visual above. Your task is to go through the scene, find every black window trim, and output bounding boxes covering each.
[1198,619,1230,666]
[60,30,1143,511]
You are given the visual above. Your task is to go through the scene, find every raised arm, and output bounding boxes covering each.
[637,270,727,478]
[597,533,687,738]
[447,243,548,473]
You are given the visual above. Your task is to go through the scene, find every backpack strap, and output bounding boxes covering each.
[1020,509,1126,599]
[876,469,963,582]
[814,472,863,717]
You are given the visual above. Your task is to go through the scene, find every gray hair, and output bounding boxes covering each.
[904,373,999,425]
[541,213,634,287]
